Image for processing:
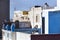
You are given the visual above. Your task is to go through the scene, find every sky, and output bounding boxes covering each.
[10,0,56,19]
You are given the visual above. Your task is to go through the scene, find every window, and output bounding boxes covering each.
[36,16,38,22]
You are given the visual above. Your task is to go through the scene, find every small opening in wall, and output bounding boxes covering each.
[36,16,38,22]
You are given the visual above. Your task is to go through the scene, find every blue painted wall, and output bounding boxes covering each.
[49,11,60,34]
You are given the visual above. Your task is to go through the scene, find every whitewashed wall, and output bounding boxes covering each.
[13,11,23,22]
[2,29,31,40]
[13,7,42,28]
[29,7,42,28]
[16,32,31,40]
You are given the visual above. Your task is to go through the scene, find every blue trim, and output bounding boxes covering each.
[3,23,41,34]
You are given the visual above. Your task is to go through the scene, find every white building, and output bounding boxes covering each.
[28,6,42,28]
[13,11,30,22]
[2,0,60,40]
[13,6,42,28]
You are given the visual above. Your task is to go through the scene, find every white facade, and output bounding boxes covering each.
[29,7,42,28]
[2,29,16,40]
[2,29,31,40]
[13,11,23,22]
[13,11,30,22]
[13,7,42,28]
[16,32,31,40]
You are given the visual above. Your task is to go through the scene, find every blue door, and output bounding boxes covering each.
[49,11,60,34]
